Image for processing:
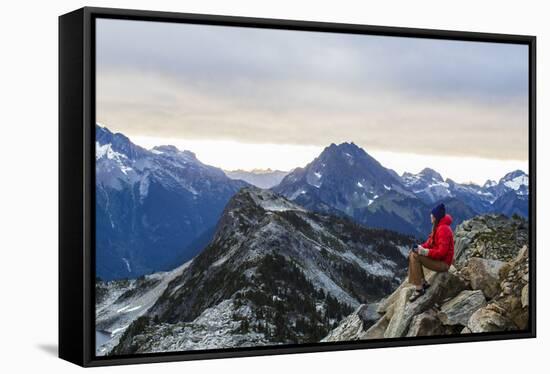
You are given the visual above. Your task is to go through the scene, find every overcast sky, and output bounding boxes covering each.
[96,18,529,184]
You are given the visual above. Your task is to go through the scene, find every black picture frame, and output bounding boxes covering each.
[59,6,537,367]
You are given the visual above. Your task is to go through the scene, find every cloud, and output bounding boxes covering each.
[96,18,529,162]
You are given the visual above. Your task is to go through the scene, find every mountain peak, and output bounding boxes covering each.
[501,169,527,181]
[419,168,443,182]
[499,170,528,192]
[95,123,148,161]
[274,141,406,219]
[96,123,129,145]
[326,141,363,155]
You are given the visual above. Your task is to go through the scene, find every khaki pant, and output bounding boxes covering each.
[408,251,449,286]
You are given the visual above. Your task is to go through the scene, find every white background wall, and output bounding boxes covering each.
[0,0,547,372]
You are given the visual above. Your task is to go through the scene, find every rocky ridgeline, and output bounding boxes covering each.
[322,214,529,341]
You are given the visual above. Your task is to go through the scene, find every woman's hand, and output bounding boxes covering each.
[417,245,429,256]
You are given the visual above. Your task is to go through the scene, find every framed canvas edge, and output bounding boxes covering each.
[58,6,537,368]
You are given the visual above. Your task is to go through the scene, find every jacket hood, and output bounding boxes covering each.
[438,214,453,226]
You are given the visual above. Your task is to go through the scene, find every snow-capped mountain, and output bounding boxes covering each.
[225,168,289,189]
[104,187,415,355]
[401,168,452,203]
[486,170,529,198]
[95,124,248,280]
[274,143,406,211]
[272,143,436,237]
[401,168,493,213]
[485,170,529,217]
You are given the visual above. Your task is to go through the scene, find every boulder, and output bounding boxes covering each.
[357,303,382,327]
[377,282,408,315]
[463,258,505,298]
[360,315,390,340]
[322,304,387,342]
[384,272,468,338]
[321,310,364,342]
[406,309,444,337]
[383,286,414,338]
[377,269,439,315]
[467,303,516,333]
[453,236,471,267]
[438,290,487,326]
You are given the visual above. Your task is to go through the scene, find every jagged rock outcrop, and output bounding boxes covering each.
[438,290,486,326]
[406,309,445,337]
[321,305,369,342]
[383,270,468,338]
[323,214,530,341]
[454,214,528,268]
[467,303,516,332]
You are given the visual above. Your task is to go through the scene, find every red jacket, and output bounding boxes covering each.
[421,214,454,266]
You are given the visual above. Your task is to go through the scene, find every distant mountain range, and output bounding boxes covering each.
[95,125,528,280]
[402,167,528,213]
[225,168,289,189]
[274,142,528,236]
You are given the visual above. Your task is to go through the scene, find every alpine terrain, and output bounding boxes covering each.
[97,187,415,355]
[94,126,530,355]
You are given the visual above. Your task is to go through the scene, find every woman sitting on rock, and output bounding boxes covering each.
[408,203,455,302]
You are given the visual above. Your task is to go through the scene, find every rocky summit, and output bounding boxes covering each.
[322,214,530,341]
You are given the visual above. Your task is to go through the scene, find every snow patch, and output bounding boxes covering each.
[248,189,304,212]
[111,325,129,336]
[96,142,128,161]
[340,251,394,277]
[289,189,307,200]
[397,245,410,257]
[116,305,142,314]
[504,175,528,190]
[122,258,131,273]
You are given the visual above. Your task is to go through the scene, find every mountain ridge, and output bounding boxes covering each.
[100,186,415,355]
[95,124,249,280]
